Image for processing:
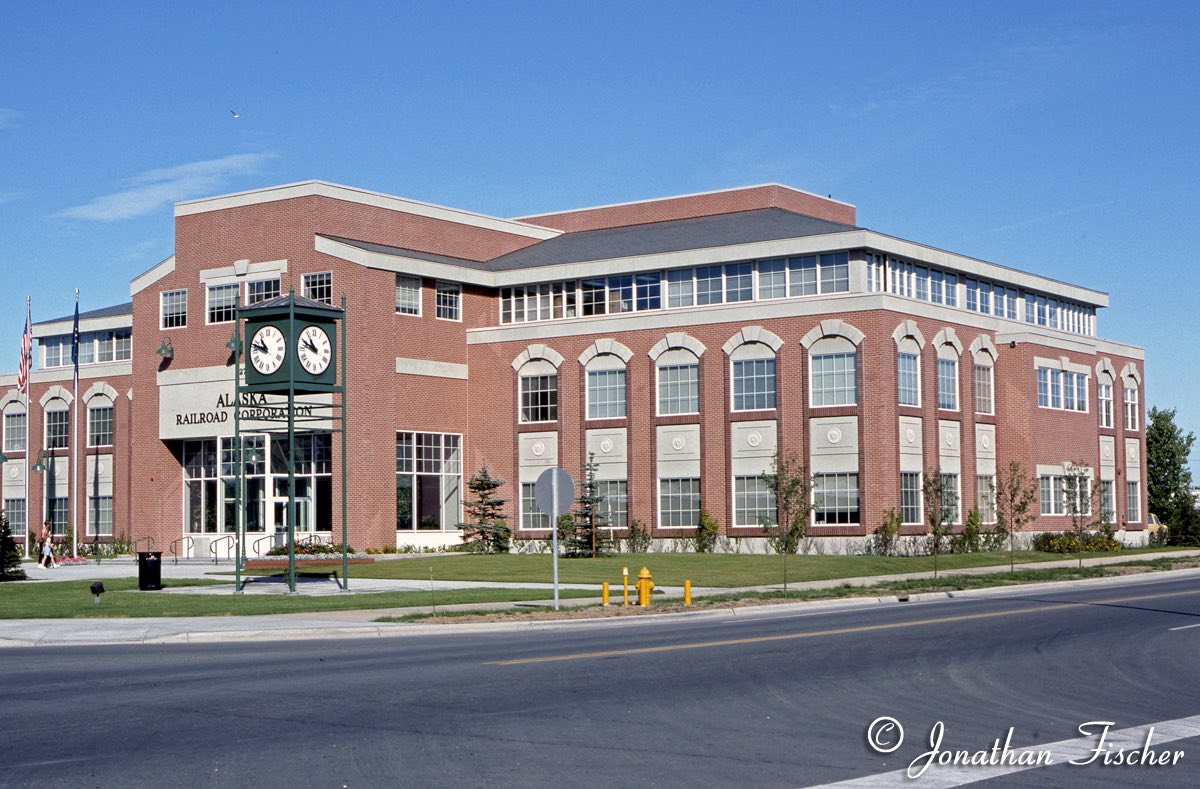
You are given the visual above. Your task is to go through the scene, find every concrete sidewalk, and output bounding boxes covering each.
[2,550,1197,648]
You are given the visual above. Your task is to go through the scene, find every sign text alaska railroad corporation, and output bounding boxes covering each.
[174,393,314,426]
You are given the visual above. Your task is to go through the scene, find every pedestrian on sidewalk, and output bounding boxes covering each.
[37,521,50,568]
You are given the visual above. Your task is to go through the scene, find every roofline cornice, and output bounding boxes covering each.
[175,180,561,240]
[513,182,856,220]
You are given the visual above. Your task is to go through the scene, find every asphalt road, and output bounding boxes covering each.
[3,573,1199,788]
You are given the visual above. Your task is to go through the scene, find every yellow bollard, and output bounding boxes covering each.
[636,566,654,606]
[684,579,691,606]
[601,580,610,606]
[622,566,629,606]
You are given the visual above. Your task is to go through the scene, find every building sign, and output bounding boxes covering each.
[159,366,331,439]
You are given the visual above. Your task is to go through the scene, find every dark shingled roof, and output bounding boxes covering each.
[326,208,858,273]
[483,208,858,270]
[37,302,132,326]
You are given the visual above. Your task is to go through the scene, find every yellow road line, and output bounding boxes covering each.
[488,587,1200,666]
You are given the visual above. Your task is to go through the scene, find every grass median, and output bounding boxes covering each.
[379,556,1200,623]
[238,547,1181,588]
[0,577,596,619]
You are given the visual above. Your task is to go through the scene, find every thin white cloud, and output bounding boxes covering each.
[0,108,20,129]
[981,200,1116,235]
[55,151,278,221]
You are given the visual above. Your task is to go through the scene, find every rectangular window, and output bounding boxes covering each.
[900,472,922,525]
[1038,367,1088,413]
[97,331,115,363]
[811,352,857,407]
[940,474,960,524]
[695,266,723,305]
[1100,480,1115,523]
[395,275,421,315]
[937,358,958,410]
[659,478,700,528]
[3,498,26,534]
[724,263,753,302]
[732,358,776,411]
[819,252,850,293]
[658,364,699,415]
[88,405,113,447]
[965,279,978,312]
[635,273,661,311]
[395,431,461,531]
[596,480,628,529]
[1049,370,1062,409]
[943,273,958,307]
[207,283,239,324]
[757,259,787,300]
[587,369,627,419]
[88,496,113,536]
[520,374,558,423]
[114,329,132,361]
[45,409,69,449]
[521,482,551,530]
[1126,481,1140,522]
[667,269,694,308]
[974,365,994,414]
[1099,383,1113,428]
[735,476,776,527]
[581,279,607,316]
[161,289,187,329]
[607,276,633,314]
[915,267,929,301]
[247,278,280,305]
[436,281,462,321]
[788,256,817,296]
[977,475,996,523]
[930,269,944,304]
[3,411,26,453]
[813,473,859,525]
[48,497,68,535]
[303,272,333,305]
[77,335,95,365]
[897,353,919,407]
[1124,387,1139,430]
[1040,474,1091,516]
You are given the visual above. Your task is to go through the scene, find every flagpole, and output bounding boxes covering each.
[71,289,79,558]
[22,297,31,560]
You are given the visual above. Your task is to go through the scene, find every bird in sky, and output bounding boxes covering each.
[230,110,240,119]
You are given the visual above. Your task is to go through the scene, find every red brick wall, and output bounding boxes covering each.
[519,184,856,232]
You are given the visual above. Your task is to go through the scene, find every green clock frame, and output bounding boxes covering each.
[242,295,339,392]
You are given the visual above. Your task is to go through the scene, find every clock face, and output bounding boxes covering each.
[249,325,287,375]
[297,325,332,375]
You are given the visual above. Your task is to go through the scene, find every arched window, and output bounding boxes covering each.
[512,345,563,424]
[724,328,783,413]
[650,333,705,416]
[969,337,997,416]
[580,340,632,421]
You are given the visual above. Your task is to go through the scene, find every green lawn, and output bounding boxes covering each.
[242,547,1182,588]
[0,577,595,619]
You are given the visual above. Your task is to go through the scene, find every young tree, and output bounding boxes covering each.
[458,466,511,554]
[0,512,26,581]
[994,461,1038,572]
[1063,462,1102,568]
[761,450,813,591]
[1147,407,1199,545]
[566,453,613,557]
[922,470,957,578]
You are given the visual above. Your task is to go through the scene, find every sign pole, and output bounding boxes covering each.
[551,472,559,610]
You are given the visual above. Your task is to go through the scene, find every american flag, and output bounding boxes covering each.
[16,299,31,394]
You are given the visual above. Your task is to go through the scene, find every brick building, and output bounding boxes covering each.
[0,181,1147,556]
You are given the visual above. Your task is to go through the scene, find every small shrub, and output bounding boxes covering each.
[694,510,719,553]
[1031,530,1121,554]
[626,519,651,553]
[265,542,356,557]
[954,508,983,553]
[866,510,902,556]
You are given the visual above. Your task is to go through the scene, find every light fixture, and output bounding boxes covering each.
[226,329,241,353]
[90,581,105,604]
[0,452,7,464]
[156,338,175,359]
[31,450,46,474]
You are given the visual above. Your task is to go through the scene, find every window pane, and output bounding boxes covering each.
[88,405,113,447]
[732,358,776,411]
[635,273,661,311]
[724,263,752,302]
[900,472,922,524]
[811,353,857,406]
[303,272,333,305]
[522,482,550,530]
[247,278,280,305]
[813,473,859,525]
[696,266,723,305]
[587,369,627,419]
[667,269,694,308]
[207,283,239,323]
[819,252,849,293]
[657,364,699,415]
[436,282,461,320]
[521,374,558,422]
[788,256,817,296]
[974,365,993,414]
[659,478,700,527]
[3,412,26,452]
[898,353,919,406]
[735,476,776,527]
[757,259,786,299]
[161,289,187,328]
[395,275,421,315]
[937,358,957,410]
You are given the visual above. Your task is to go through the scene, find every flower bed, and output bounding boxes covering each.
[244,555,375,570]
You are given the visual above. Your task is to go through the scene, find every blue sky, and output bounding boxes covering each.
[3,1,1198,474]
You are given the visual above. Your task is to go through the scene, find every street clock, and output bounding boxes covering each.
[241,292,340,392]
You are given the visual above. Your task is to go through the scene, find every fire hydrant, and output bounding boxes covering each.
[636,566,654,606]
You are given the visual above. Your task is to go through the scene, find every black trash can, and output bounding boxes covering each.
[137,551,163,591]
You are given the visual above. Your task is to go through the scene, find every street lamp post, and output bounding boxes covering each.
[31,449,48,561]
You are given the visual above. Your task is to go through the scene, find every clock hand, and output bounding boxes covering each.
[251,340,269,355]
[303,338,318,354]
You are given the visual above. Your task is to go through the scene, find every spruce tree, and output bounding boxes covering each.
[567,454,613,557]
[458,466,511,553]
[0,512,26,581]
